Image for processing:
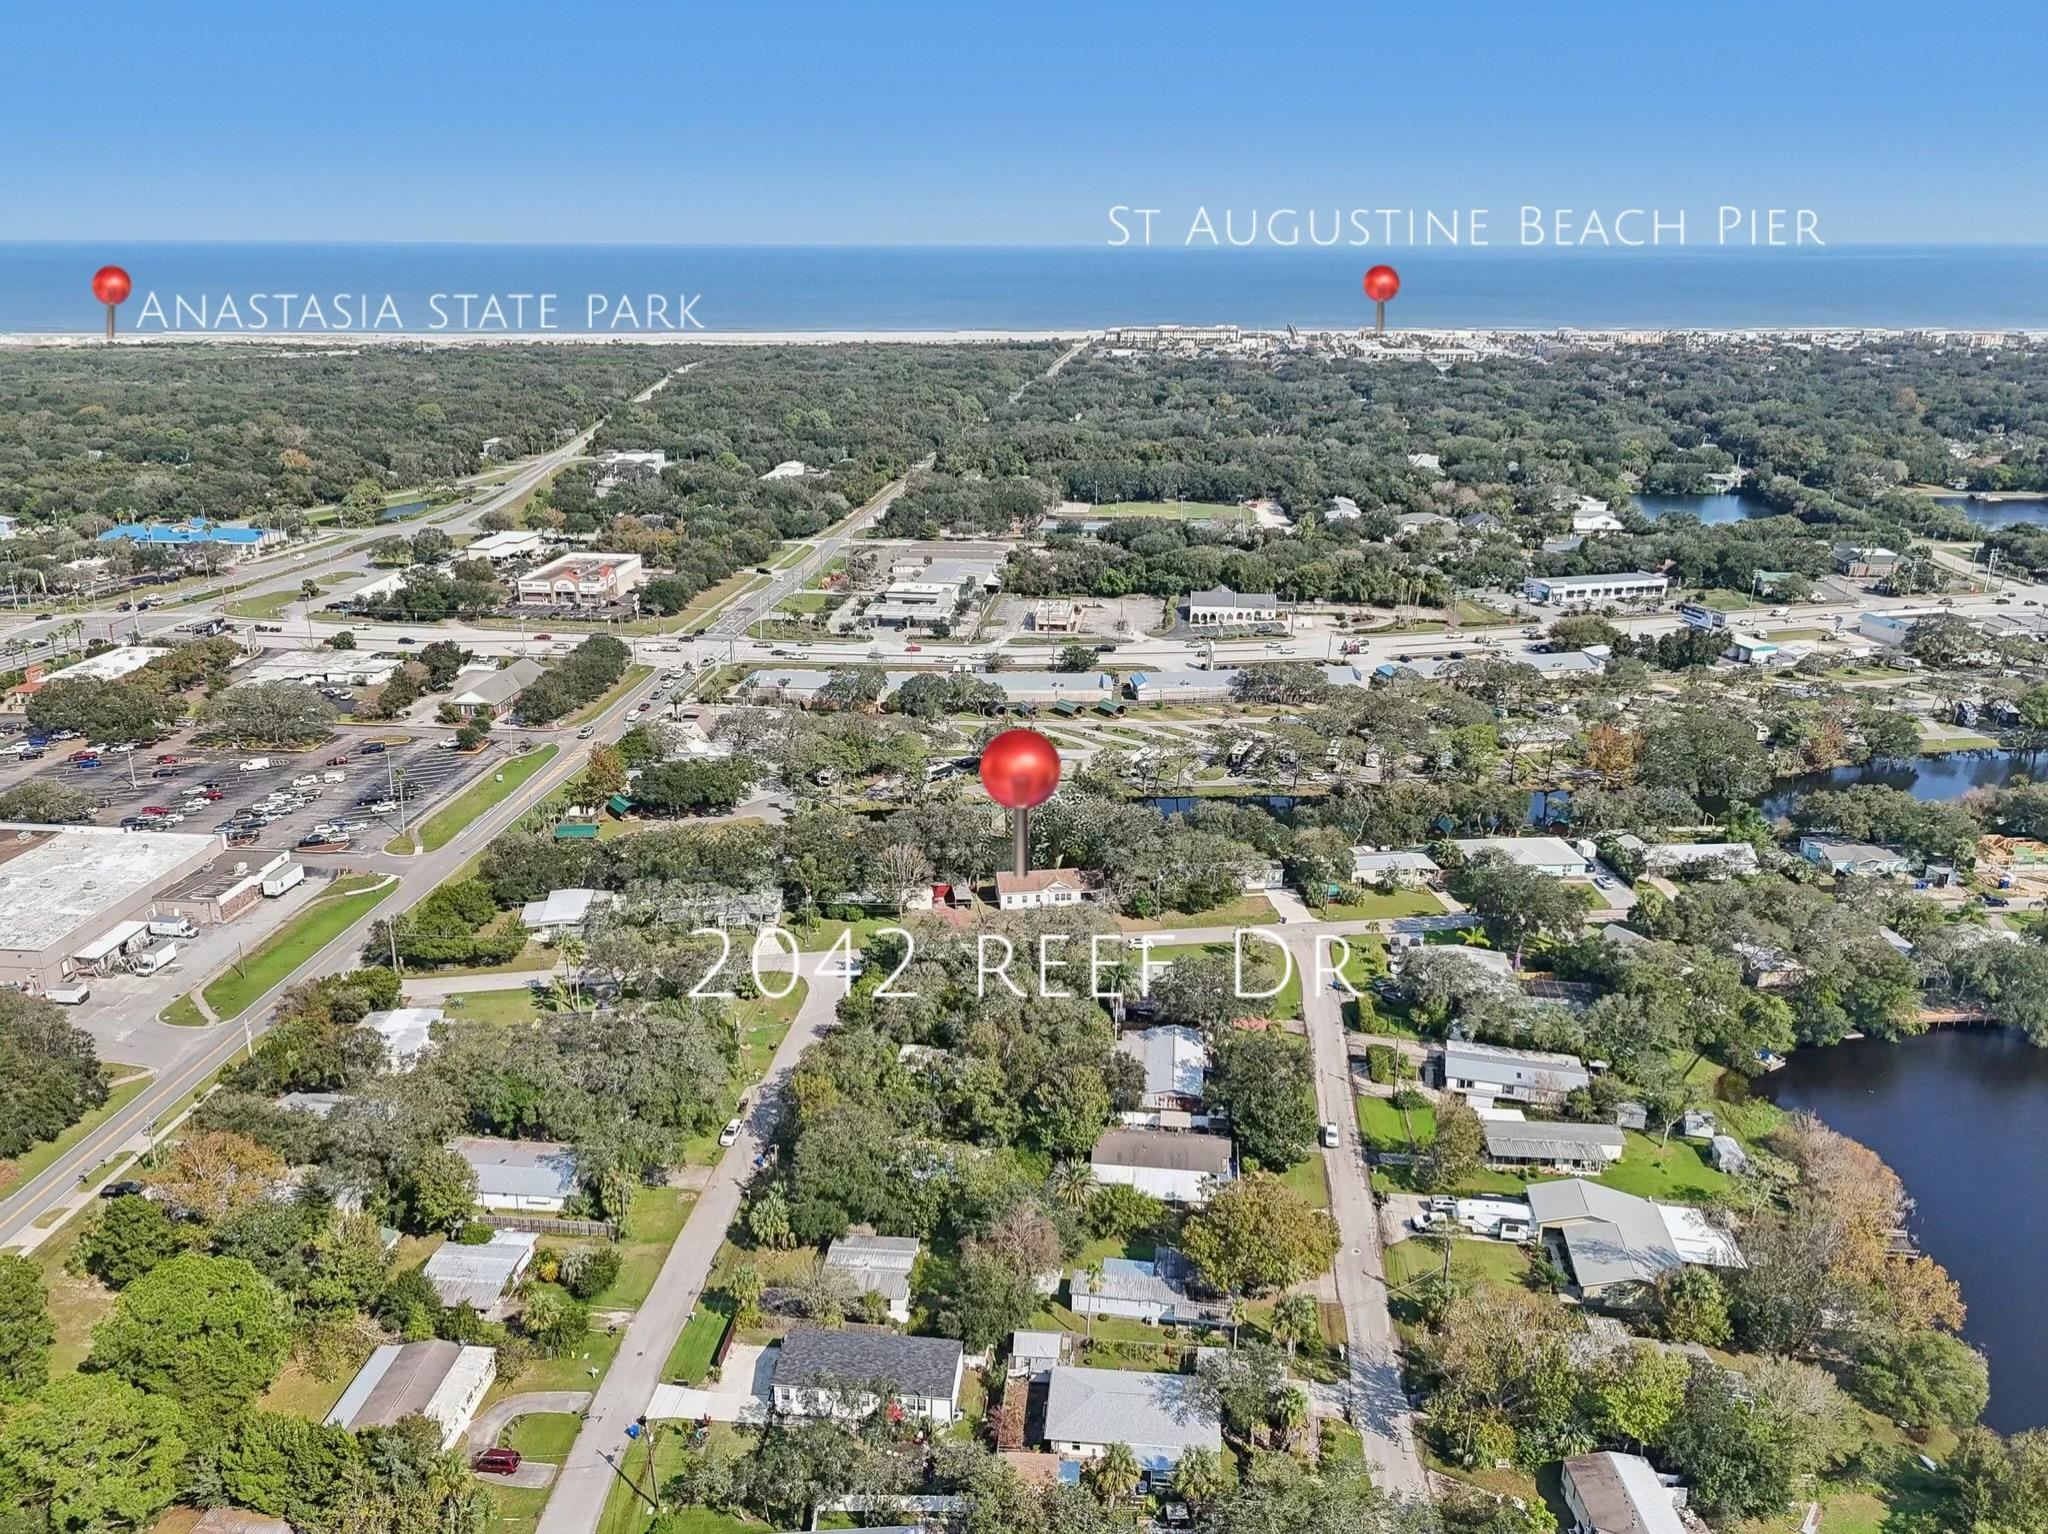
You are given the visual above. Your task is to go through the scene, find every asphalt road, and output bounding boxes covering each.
[0,663,665,1248]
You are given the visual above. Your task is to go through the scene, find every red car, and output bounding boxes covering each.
[155,754,178,765]
[141,805,170,816]
[326,754,351,766]
[67,750,97,762]
[533,633,552,641]
[905,643,923,652]
[473,1448,522,1475]
[200,789,224,801]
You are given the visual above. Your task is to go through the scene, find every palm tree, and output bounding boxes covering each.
[556,934,589,1014]
[1271,1293,1319,1359]
[1270,1387,1308,1451]
[1079,1260,1105,1340]
[1048,1160,1094,1212]
[1171,1445,1226,1507]
[1083,1442,1141,1505]
[1227,1297,1248,1348]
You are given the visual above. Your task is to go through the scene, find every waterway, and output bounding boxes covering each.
[1763,1031,2048,1432]
[1759,749,2031,820]
[1935,495,2048,530]
[1632,492,1763,525]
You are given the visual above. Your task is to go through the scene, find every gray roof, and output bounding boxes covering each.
[451,1137,579,1200]
[1483,1119,1624,1162]
[422,1230,536,1309]
[1043,1366,1222,1454]
[773,1326,962,1403]
[1072,1255,1187,1307]
[1091,1129,1232,1175]
[1526,1180,1683,1291]
[1187,585,1279,609]
[1116,1025,1208,1101]
[1562,1451,1688,1534]
[1443,1040,1592,1093]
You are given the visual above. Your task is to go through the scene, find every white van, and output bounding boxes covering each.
[322,770,346,783]
[47,984,90,1005]
[239,757,271,772]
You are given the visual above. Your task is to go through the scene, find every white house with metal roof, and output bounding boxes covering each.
[1525,1178,1743,1303]
[1562,1451,1689,1534]
[1440,1040,1592,1107]
[1451,835,1589,878]
[324,1342,495,1448]
[422,1229,538,1312]
[451,1137,579,1213]
[823,1234,921,1323]
[1042,1366,1222,1473]
[1116,1025,1208,1111]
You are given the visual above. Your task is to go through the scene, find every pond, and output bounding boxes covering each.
[1631,492,1766,525]
[1759,750,2031,820]
[1763,1030,2048,1431]
[1938,495,2048,530]
[377,500,428,523]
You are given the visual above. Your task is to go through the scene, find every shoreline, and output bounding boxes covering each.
[3,324,2047,349]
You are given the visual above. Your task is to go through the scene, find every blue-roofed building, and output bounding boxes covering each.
[99,516,280,550]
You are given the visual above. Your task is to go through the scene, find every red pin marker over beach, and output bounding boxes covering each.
[980,727,1062,875]
[1363,264,1401,335]
[92,265,132,340]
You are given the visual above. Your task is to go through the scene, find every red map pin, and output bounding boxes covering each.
[92,265,133,340]
[1363,264,1401,335]
[980,727,1062,873]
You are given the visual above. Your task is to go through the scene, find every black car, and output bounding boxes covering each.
[99,1180,147,1200]
[360,742,387,754]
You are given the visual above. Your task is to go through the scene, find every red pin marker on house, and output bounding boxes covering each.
[92,265,133,340]
[1363,264,1401,335]
[980,727,1062,874]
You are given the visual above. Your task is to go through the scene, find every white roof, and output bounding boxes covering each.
[0,824,217,955]
[423,1230,538,1309]
[452,1137,579,1200]
[362,1008,440,1071]
[1443,1040,1591,1092]
[1453,835,1587,871]
[1564,1451,1688,1534]
[72,918,151,963]
[1043,1367,1221,1459]
[48,645,158,683]
[1117,1025,1209,1101]
[1645,842,1758,873]
[519,887,613,927]
[1530,570,1669,590]
[1352,849,1439,876]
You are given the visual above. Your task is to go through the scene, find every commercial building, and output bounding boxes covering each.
[516,552,645,607]
[326,1342,495,1447]
[98,517,281,551]
[0,824,221,992]
[1185,586,1281,627]
[1030,599,1081,633]
[246,652,404,689]
[994,868,1104,912]
[518,887,617,941]
[1482,1118,1626,1173]
[1525,1178,1744,1303]
[422,1230,538,1311]
[452,1137,579,1212]
[1858,608,1942,646]
[1440,1041,1592,1107]
[1522,572,1669,607]
[1450,835,1589,878]
[1123,670,1236,706]
[823,1234,921,1323]
[771,1327,964,1424]
[1116,1025,1208,1111]
[154,847,294,925]
[448,657,543,715]
[1833,545,1900,579]
[466,529,546,562]
[1089,1128,1232,1204]
[1042,1366,1223,1473]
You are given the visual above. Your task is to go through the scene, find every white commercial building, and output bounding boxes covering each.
[1522,572,1669,606]
[465,529,545,562]
[0,823,220,992]
[1185,586,1281,626]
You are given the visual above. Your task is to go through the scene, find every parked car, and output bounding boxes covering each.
[717,1119,743,1147]
[155,754,178,765]
[99,1180,147,1200]
[1321,1122,1340,1149]
[473,1448,522,1475]
[360,742,387,754]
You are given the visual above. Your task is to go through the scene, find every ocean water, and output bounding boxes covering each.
[3,243,2047,334]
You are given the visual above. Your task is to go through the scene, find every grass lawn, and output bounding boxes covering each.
[1454,599,1514,626]
[25,1220,118,1373]
[1274,1154,1329,1210]
[601,1187,694,1309]
[1316,889,1446,920]
[1384,1233,1532,1291]
[1117,894,1278,932]
[789,914,903,953]
[663,1295,734,1384]
[777,592,835,615]
[1372,1160,1528,1197]
[1145,940,1301,1019]
[1594,1131,1732,1204]
[202,876,395,1019]
[444,988,545,1025]
[414,745,559,852]
[159,993,208,1028]
[598,1426,769,1534]
[260,1348,370,1420]
[0,1073,153,1199]
[1090,500,1252,524]
[486,1484,554,1534]
[568,666,654,727]
[501,1412,583,1460]
[1357,1094,1435,1152]
[485,1326,622,1407]
[225,586,304,620]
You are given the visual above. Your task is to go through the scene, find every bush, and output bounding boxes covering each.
[1365,1045,1400,1084]
[559,1245,623,1302]
[454,1222,495,1246]
[1392,1088,1430,1112]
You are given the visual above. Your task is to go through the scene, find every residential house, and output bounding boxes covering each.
[1116,1025,1208,1111]
[1184,586,1281,627]
[1481,1118,1626,1173]
[1067,1251,1203,1325]
[1642,842,1759,879]
[324,1342,495,1448]
[362,1008,441,1072]
[1351,849,1440,886]
[824,1234,921,1324]
[1450,835,1589,878]
[518,887,617,941]
[1089,1129,1232,1204]
[1042,1366,1223,1475]
[422,1230,538,1311]
[452,1137,579,1213]
[1798,836,1912,877]
[1562,1451,1689,1534]
[1525,1178,1744,1304]
[1008,1330,1067,1377]
[771,1327,964,1424]
[994,868,1104,912]
[1439,1041,1592,1107]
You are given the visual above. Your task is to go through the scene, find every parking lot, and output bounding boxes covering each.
[23,731,510,855]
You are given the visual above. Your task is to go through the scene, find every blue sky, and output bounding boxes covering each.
[3,0,2042,244]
